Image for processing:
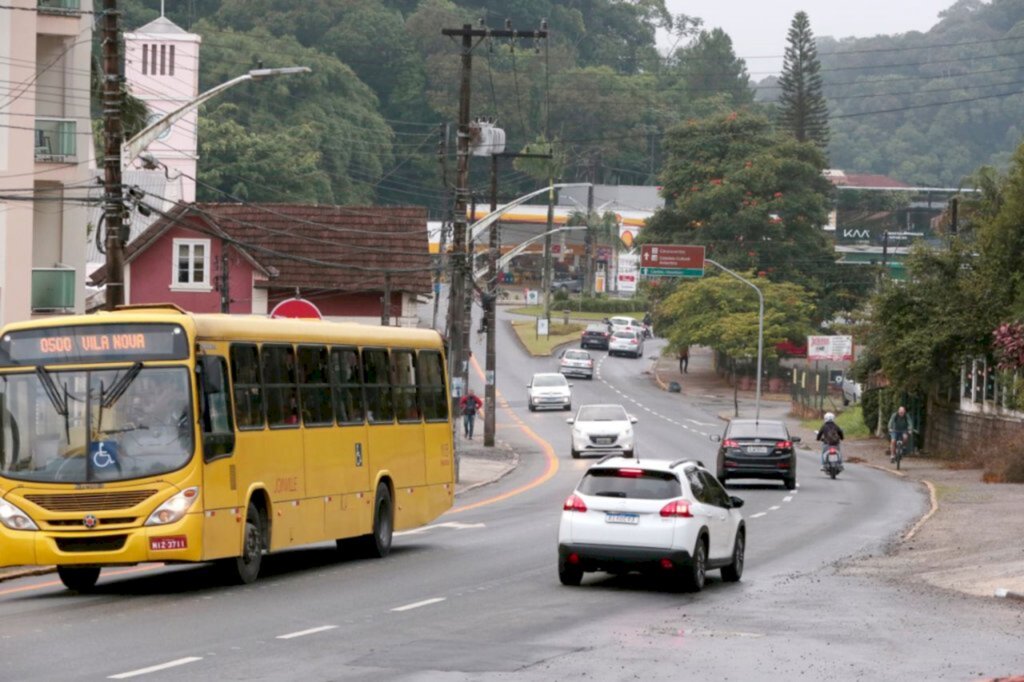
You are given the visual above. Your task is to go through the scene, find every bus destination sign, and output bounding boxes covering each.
[0,323,190,366]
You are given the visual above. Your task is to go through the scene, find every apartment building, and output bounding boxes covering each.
[0,0,96,325]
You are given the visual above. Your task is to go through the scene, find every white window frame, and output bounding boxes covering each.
[171,238,212,291]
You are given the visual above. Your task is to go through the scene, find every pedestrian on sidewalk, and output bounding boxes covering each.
[459,388,483,439]
[678,346,689,373]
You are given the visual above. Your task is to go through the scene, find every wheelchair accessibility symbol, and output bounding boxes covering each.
[90,441,119,469]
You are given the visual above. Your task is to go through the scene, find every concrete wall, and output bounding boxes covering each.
[925,398,1024,458]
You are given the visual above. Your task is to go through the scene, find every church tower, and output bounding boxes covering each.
[124,6,201,202]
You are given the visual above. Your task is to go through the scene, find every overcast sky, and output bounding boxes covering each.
[660,0,960,77]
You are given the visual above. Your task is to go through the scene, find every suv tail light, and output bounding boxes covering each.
[723,439,739,448]
[563,494,588,513]
[659,500,692,518]
[617,468,644,478]
[777,440,793,450]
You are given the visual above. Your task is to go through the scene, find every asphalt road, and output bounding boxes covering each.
[1,310,1022,680]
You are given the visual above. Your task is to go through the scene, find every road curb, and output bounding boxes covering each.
[994,588,1024,601]
[903,479,938,542]
[859,461,908,478]
[455,450,520,497]
[0,566,57,583]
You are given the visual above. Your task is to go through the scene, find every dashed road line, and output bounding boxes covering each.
[391,597,446,612]
[769,505,781,511]
[108,658,203,679]
[750,512,767,519]
[783,496,793,502]
[277,625,338,640]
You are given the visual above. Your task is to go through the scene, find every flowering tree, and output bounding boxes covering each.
[993,322,1024,371]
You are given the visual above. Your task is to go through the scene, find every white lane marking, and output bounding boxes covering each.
[769,505,781,511]
[783,496,793,502]
[750,512,767,518]
[685,418,716,426]
[277,625,338,640]
[108,658,203,679]
[394,521,486,537]
[391,597,446,612]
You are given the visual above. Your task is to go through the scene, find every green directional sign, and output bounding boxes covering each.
[640,266,704,277]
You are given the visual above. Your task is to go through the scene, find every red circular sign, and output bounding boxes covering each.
[269,298,323,320]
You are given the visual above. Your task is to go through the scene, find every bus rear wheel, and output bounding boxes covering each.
[58,566,100,592]
[344,482,394,559]
[225,503,263,584]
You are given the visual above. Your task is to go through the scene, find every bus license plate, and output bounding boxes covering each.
[150,535,187,551]
[605,513,639,525]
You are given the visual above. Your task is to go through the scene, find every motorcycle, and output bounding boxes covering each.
[823,445,843,479]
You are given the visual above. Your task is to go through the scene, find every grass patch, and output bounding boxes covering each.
[800,405,871,439]
[507,306,646,321]
[511,320,586,356]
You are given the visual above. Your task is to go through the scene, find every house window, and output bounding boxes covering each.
[169,45,175,76]
[172,238,211,289]
[142,43,148,75]
[160,44,166,75]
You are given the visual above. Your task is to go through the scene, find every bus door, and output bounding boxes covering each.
[418,349,454,486]
[197,351,238,559]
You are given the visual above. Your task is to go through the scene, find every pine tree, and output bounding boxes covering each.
[778,12,829,150]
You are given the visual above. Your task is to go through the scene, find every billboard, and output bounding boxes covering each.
[807,335,854,362]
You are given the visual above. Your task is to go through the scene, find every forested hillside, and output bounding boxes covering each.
[121,0,1024,207]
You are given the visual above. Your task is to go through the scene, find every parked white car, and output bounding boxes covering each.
[567,403,637,458]
[608,329,645,358]
[558,457,746,591]
[527,372,573,412]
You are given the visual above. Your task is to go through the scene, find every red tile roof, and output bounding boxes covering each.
[93,202,432,294]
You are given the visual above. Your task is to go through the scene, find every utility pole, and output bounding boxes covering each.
[381,273,392,326]
[102,0,127,310]
[219,246,230,313]
[583,182,594,297]
[441,22,547,410]
[541,172,554,322]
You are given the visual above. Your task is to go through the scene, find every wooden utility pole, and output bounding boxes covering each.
[102,0,127,309]
[381,273,392,326]
[441,22,547,413]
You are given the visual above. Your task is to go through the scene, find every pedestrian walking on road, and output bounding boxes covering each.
[678,346,689,374]
[460,389,483,439]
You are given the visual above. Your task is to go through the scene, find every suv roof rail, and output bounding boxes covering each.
[669,458,704,469]
[596,454,623,465]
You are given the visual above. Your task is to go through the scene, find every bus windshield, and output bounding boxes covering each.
[0,366,193,483]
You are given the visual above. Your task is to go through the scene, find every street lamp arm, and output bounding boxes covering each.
[473,225,588,281]
[706,258,765,421]
[122,67,312,167]
[468,182,591,244]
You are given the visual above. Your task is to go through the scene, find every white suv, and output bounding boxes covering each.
[557,457,745,592]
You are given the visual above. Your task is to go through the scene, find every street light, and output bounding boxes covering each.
[706,259,764,421]
[122,66,312,167]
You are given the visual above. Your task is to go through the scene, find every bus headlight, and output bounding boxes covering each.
[0,499,39,531]
[145,487,200,526]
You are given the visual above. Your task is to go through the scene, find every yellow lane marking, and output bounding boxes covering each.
[0,564,162,597]
[447,357,560,514]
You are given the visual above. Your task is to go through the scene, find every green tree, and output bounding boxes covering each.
[777,11,829,150]
[664,28,753,109]
[643,111,839,318]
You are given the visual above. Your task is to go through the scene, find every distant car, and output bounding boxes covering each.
[567,403,637,459]
[841,378,862,405]
[559,349,595,380]
[551,276,583,294]
[557,456,746,591]
[711,419,800,490]
[608,316,643,334]
[580,323,611,350]
[527,372,573,412]
[608,329,644,358]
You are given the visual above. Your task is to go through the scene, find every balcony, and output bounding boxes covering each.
[34,118,77,163]
[37,0,81,14]
[32,268,76,313]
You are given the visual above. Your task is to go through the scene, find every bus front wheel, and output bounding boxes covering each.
[226,503,263,584]
[58,566,100,592]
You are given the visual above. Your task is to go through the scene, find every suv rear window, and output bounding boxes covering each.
[578,469,681,500]
[728,422,788,439]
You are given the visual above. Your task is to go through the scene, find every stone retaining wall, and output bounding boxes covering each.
[925,398,1024,457]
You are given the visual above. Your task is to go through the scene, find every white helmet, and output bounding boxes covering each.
[824,412,835,422]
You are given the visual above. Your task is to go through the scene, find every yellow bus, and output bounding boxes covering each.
[0,305,454,591]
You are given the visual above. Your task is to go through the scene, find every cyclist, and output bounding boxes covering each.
[888,405,914,462]
[816,412,844,469]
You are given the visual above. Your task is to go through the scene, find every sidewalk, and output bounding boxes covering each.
[650,345,1024,602]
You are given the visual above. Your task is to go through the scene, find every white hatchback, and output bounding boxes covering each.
[608,329,645,358]
[567,403,637,458]
[527,372,573,412]
[558,457,746,591]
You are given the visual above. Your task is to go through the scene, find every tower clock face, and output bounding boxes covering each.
[146,112,173,140]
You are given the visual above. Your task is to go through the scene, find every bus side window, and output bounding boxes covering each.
[417,350,449,422]
[331,347,365,424]
[392,350,420,422]
[362,348,394,424]
[230,343,264,430]
[298,345,332,427]
[263,345,299,428]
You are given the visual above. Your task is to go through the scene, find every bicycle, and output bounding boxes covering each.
[892,432,911,470]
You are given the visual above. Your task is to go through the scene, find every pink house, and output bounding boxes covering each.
[90,203,432,325]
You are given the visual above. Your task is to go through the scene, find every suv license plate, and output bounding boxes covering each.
[605,513,639,525]
[747,446,769,454]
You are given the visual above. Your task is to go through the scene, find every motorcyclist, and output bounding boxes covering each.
[888,405,914,462]
[642,312,653,339]
[816,412,844,469]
